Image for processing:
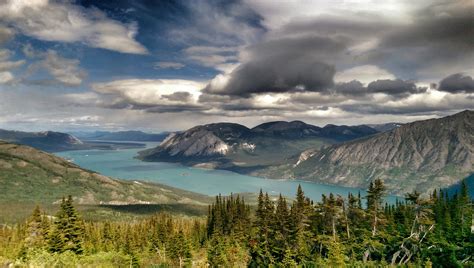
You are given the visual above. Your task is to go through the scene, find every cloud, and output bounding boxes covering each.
[0,0,147,54]
[363,0,474,79]
[184,46,239,72]
[0,59,25,72]
[244,0,412,30]
[25,50,86,86]
[89,79,207,113]
[338,89,474,115]
[0,49,25,83]
[170,1,263,72]
[438,73,474,94]
[332,81,368,96]
[161,91,192,102]
[0,71,14,84]
[0,25,14,45]
[170,1,263,46]
[154,62,185,70]
[204,35,346,96]
[367,79,424,97]
[335,65,395,85]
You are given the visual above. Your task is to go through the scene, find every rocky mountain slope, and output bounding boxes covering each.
[267,110,473,195]
[138,121,378,172]
[0,140,211,206]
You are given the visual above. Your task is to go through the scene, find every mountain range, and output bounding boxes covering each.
[0,129,146,152]
[138,111,473,195]
[71,130,169,141]
[138,121,378,172]
[258,110,473,195]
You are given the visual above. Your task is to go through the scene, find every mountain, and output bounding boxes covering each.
[138,121,378,172]
[0,140,211,207]
[251,121,377,140]
[0,129,83,152]
[366,122,403,132]
[268,110,473,195]
[71,130,169,141]
[319,124,378,141]
[0,129,146,152]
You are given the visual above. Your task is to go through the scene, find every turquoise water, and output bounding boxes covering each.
[55,142,399,203]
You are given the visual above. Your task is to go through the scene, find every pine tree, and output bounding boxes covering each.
[48,196,83,254]
[169,230,192,267]
[289,185,312,263]
[366,179,386,236]
[327,240,346,267]
[271,194,290,261]
[25,205,48,249]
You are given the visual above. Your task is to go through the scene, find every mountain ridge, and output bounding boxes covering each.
[264,110,473,194]
[138,121,378,172]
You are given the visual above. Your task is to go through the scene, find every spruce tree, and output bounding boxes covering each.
[25,205,48,249]
[48,196,83,254]
[366,179,386,236]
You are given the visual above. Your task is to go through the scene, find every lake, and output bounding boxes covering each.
[55,141,400,203]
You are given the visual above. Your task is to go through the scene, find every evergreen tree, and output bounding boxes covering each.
[48,196,83,254]
[366,179,386,236]
[25,205,48,249]
[169,230,192,267]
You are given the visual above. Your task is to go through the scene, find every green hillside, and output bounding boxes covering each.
[0,140,212,222]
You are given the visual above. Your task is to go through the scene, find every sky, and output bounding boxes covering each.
[0,0,473,132]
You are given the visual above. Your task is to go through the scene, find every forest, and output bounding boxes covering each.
[0,179,472,267]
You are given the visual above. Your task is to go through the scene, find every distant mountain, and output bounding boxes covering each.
[251,121,377,140]
[0,129,145,152]
[138,121,378,172]
[71,130,169,141]
[366,122,403,132]
[0,129,83,152]
[0,140,211,206]
[266,110,473,195]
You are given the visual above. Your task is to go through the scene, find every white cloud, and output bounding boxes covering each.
[335,65,395,85]
[89,79,206,112]
[244,0,412,30]
[26,50,86,86]
[0,48,24,83]
[0,0,147,54]
[0,71,14,84]
[0,59,25,72]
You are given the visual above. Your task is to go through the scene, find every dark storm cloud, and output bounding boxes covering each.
[272,15,393,45]
[332,80,367,96]
[364,0,474,78]
[204,35,346,96]
[438,73,474,94]
[381,2,473,49]
[367,79,424,96]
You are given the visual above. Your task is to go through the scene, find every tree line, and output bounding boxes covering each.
[0,179,473,267]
